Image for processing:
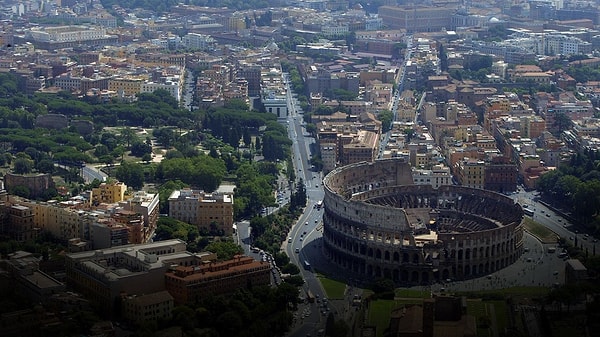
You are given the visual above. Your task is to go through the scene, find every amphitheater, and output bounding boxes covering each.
[321,159,524,285]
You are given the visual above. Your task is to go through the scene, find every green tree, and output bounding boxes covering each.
[36,159,55,174]
[553,112,573,134]
[378,109,393,132]
[205,241,243,260]
[13,157,33,174]
[115,161,144,189]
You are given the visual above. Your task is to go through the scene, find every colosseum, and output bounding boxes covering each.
[321,159,524,285]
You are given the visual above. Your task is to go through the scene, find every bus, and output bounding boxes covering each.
[523,208,534,216]
[304,260,311,271]
[306,290,315,303]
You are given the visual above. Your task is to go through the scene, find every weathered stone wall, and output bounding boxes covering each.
[322,158,524,285]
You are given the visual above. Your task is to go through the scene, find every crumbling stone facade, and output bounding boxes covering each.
[322,159,524,285]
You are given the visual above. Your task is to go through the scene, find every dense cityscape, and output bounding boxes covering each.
[0,0,600,336]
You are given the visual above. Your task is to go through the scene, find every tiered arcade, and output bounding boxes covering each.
[322,159,524,285]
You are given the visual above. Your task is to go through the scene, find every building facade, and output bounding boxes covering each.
[168,189,234,235]
[165,255,271,305]
[90,181,127,206]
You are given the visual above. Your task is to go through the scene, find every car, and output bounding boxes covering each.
[557,219,562,222]
[315,219,318,223]
[305,222,309,226]
[299,238,303,242]
[546,213,551,217]
[288,238,292,243]
[553,271,559,275]
[295,248,299,253]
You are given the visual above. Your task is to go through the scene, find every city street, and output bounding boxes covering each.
[281,73,329,337]
[510,188,598,255]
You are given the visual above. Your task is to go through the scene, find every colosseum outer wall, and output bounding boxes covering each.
[321,159,524,285]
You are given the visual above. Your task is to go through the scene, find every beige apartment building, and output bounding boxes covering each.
[168,189,234,236]
[108,77,144,97]
[454,158,485,189]
[341,130,379,165]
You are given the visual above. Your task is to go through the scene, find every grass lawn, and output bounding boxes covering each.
[394,289,431,298]
[317,275,346,299]
[367,296,515,337]
[523,218,558,243]
[367,300,404,337]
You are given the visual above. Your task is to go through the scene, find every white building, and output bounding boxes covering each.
[27,26,108,43]
[365,15,383,31]
[182,33,216,51]
[322,24,349,38]
[141,77,181,101]
[412,165,453,189]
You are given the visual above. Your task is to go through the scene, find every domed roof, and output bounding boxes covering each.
[489,17,500,23]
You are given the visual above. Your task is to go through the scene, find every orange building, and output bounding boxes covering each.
[165,255,271,304]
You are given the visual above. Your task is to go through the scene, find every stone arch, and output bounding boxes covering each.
[376,249,381,259]
[401,270,409,282]
[412,253,419,264]
[422,272,429,284]
[384,250,390,261]
[393,252,400,262]
[411,271,419,283]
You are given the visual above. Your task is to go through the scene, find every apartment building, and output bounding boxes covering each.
[24,25,118,49]
[141,79,181,102]
[0,203,37,242]
[90,218,129,249]
[119,191,160,244]
[412,165,452,189]
[90,181,127,206]
[26,200,87,241]
[454,158,485,189]
[168,189,234,236]
[3,251,65,303]
[484,156,518,193]
[341,130,379,165]
[165,255,271,305]
[378,5,455,33]
[65,239,204,314]
[108,77,144,98]
[121,291,174,324]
